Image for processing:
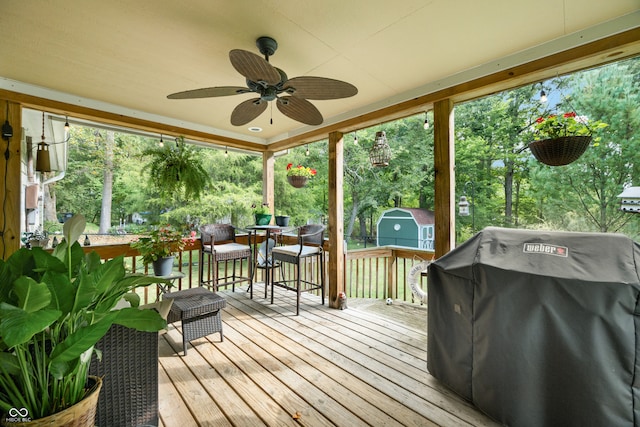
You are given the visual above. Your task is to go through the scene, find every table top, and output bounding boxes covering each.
[246,225,285,230]
[164,287,226,313]
[155,271,186,280]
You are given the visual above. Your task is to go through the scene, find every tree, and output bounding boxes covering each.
[98,131,114,233]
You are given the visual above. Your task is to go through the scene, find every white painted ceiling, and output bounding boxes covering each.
[1,1,639,145]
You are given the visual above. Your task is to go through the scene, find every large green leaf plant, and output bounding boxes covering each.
[0,215,168,420]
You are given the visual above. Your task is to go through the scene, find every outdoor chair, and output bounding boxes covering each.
[271,224,325,315]
[199,223,252,291]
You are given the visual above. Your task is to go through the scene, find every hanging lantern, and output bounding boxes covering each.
[458,196,470,216]
[36,112,52,172]
[36,141,51,172]
[369,131,391,167]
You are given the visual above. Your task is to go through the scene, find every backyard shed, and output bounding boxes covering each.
[376,208,434,249]
[427,227,640,426]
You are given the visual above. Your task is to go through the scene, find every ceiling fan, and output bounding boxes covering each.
[167,36,358,126]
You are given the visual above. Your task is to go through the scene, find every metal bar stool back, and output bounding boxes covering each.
[271,224,325,315]
[199,223,252,291]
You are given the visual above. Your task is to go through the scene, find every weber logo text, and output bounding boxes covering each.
[523,243,568,257]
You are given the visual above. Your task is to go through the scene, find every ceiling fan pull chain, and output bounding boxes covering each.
[270,103,273,125]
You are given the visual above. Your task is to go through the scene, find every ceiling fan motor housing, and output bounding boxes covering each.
[256,36,278,58]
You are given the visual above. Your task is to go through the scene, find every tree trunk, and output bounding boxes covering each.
[345,199,359,239]
[358,214,367,240]
[98,131,115,234]
[43,181,58,223]
[504,159,514,226]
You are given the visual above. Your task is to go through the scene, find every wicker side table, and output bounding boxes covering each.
[163,287,226,355]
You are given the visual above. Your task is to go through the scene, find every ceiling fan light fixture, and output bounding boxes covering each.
[248,126,262,132]
[369,131,391,167]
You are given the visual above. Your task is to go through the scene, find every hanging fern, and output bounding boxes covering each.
[142,136,210,201]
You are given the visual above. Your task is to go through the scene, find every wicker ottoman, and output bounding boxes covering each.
[163,287,226,355]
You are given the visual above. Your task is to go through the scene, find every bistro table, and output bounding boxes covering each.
[246,224,286,299]
[155,271,186,294]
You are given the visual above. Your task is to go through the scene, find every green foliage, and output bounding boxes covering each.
[0,215,167,419]
[141,136,210,202]
[130,224,192,264]
[531,111,608,140]
[285,163,317,178]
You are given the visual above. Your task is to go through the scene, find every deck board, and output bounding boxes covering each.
[159,283,499,427]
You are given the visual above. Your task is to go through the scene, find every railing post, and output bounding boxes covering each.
[387,249,397,299]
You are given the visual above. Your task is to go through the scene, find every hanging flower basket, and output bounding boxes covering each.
[528,135,592,166]
[287,175,308,188]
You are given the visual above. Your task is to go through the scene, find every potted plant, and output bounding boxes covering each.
[130,225,193,276]
[0,214,167,425]
[529,111,608,166]
[141,136,210,201]
[24,229,49,248]
[275,214,290,227]
[252,203,272,225]
[286,163,317,188]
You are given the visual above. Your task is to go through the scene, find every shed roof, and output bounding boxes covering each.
[383,208,434,225]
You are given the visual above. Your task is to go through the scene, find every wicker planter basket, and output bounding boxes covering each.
[528,135,592,166]
[287,175,308,188]
[7,376,103,427]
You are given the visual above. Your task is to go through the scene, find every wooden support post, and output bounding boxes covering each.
[0,101,22,259]
[328,131,345,308]
[262,150,275,222]
[433,99,455,258]
[387,252,397,299]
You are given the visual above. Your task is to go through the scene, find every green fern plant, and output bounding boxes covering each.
[142,136,210,201]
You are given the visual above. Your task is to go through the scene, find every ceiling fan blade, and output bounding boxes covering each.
[277,96,323,126]
[167,86,249,99]
[229,49,281,86]
[231,98,268,126]
[283,76,358,100]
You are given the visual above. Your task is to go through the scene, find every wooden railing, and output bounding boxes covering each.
[81,239,435,305]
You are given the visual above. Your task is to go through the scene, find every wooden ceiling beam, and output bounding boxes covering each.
[0,89,265,153]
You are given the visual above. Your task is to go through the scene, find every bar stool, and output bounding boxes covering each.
[199,224,252,291]
[271,224,325,315]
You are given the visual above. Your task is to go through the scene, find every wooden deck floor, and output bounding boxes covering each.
[158,283,498,427]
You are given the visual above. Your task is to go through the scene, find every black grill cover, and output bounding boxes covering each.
[427,227,640,427]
